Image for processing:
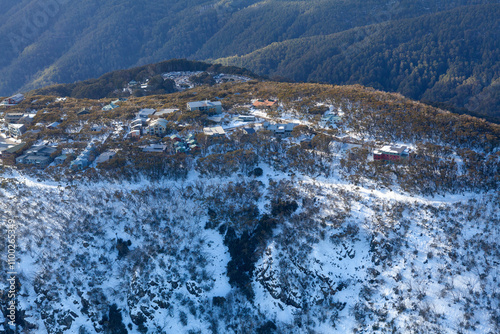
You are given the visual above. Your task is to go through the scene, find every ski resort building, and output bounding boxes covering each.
[1,143,27,165]
[16,145,57,167]
[145,119,169,136]
[263,122,298,138]
[8,123,26,138]
[187,100,222,113]
[70,144,96,170]
[4,113,24,123]
[1,94,24,105]
[373,145,409,162]
[203,126,226,136]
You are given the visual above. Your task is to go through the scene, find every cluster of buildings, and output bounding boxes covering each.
[3,110,36,138]
[0,93,412,171]
[168,133,200,153]
[122,79,151,94]
[128,109,167,138]
[129,101,223,139]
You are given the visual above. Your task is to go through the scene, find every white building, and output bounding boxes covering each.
[187,100,222,113]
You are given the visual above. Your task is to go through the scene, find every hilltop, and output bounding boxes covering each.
[0,78,499,333]
[29,59,261,99]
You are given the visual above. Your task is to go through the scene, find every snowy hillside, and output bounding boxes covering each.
[0,165,498,333]
[0,81,499,333]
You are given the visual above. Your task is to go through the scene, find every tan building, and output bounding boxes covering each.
[145,119,169,136]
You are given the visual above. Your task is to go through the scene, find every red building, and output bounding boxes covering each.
[2,94,24,105]
[373,145,409,162]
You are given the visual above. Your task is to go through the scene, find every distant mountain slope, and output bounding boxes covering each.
[216,4,500,121]
[0,0,492,96]
[193,0,488,60]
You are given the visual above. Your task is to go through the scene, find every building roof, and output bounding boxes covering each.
[4,143,26,154]
[10,93,24,99]
[77,108,90,115]
[142,144,167,152]
[207,115,223,123]
[188,101,222,109]
[47,121,60,128]
[102,103,119,111]
[0,144,12,152]
[252,99,277,107]
[375,145,408,155]
[243,127,255,134]
[25,155,51,162]
[2,94,25,104]
[8,123,26,129]
[138,108,156,116]
[156,108,179,116]
[25,145,57,156]
[149,119,168,127]
[203,126,226,136]
[237,115,256,122]
[131,118,144,126]
[18,115,34,123]
[321,113,341,121]
[96,151,116,164]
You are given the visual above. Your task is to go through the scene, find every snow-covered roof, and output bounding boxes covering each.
[375,145,408,155]
[203,126,225,136]
[188,101,221,109]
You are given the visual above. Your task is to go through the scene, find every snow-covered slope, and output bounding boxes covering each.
[0,167,498,333]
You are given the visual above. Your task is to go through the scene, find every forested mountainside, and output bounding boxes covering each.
[0,79,499,333]
[217,4,500,122]
[0,0,497,120]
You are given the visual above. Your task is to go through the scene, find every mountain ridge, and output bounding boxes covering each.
[215,4,500,121]
[0,1,494,91]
